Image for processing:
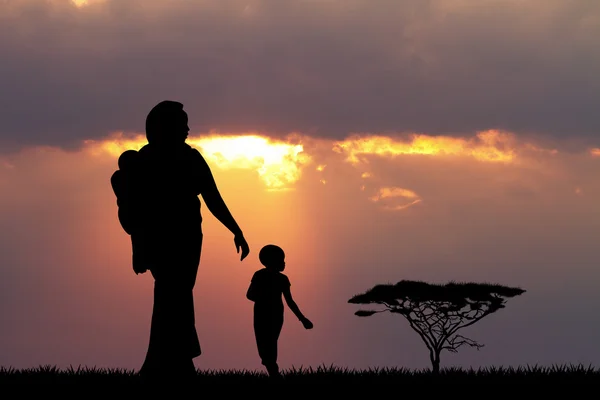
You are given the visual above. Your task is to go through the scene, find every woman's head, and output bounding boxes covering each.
[145,100,190,145]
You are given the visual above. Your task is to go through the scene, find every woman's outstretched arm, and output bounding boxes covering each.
[196,152,250,260]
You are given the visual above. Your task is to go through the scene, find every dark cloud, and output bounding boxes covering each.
[1,0,599,152]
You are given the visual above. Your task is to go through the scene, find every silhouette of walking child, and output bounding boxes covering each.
[246,244,313,378]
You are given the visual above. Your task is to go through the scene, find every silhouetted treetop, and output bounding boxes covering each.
[348,280,525,312]
[348,279,526,374]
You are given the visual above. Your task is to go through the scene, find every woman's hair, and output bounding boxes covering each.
[145,100,185,143]
[259,244,285,267]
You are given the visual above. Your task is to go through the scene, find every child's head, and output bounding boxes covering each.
[118,150,139,170]
[259,244,285,272]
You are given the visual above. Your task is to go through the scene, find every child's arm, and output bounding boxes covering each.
[283,287,313,329]
[246,279,258,302]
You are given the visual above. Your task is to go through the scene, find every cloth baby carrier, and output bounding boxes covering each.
[110,143,204,275]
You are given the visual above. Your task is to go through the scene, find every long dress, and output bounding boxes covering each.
[129,142,207,378]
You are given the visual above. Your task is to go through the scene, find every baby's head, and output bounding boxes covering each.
[118,150,139,171]
[259,244,286,272]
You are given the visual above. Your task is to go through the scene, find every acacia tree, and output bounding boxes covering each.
[348,280,525,374]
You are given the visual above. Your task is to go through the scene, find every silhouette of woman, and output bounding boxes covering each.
[114,100,250,381]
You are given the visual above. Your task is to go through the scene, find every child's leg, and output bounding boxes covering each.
[254,322,276,369]
[270,318,283,372]
[265,322,284,378]
[254,315,283,377]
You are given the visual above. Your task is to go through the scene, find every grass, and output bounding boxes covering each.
[1,364,599,385]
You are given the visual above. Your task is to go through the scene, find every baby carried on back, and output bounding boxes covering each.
[110,144,204,275]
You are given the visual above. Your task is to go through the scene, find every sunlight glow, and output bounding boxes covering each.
[85,133,311,190]
[591,148,600,157]
[332,130,518,164]
[72,0,105,7]
[188,135,310,190]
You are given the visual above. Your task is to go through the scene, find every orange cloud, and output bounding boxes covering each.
[332,130,519,165]
[1,159,15,170]
[369,186,423,211]
[591,148,600,157]
[523,143,559,155]
[83,129,569,195]
[370,187,419,200]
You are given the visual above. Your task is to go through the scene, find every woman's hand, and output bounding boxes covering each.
[234,234,250,261]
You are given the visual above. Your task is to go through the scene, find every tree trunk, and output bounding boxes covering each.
[430,351,441,375]
[432,358,440,375]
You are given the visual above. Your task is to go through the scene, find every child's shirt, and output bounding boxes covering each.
[249,268,291,312]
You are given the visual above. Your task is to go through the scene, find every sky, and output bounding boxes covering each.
[0,0,599,372]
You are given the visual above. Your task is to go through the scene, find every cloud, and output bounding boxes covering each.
[80,126,600,216]
[1,0,599,152]
[83,127,567,193]
[333,130,521,165]
[368,186,422,211]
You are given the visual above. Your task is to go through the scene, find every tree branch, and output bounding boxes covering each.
[442,334,484,353]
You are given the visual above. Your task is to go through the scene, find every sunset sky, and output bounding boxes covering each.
[1,0,599,372]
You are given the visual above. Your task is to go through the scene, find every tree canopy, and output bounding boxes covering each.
[349,280,524,309]
[348,280,526,373]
